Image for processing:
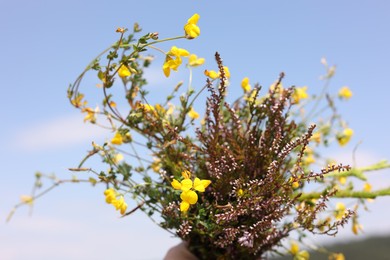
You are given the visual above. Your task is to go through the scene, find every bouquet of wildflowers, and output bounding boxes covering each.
[11,14,390,260]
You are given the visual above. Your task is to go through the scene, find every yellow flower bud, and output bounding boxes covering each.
[184,13,200,39]
[241,77,251,92]
[338,86,353,100]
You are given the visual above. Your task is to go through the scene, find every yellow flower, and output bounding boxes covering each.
[223,66,231,78]
[311,132,321,144]
[292,86,309,104]
[303,154,315,165]
[20,195,34,205]
[163,56,178,77]
[338,86,352,99]
[169,46,190,57]
[109,101,117,108]
[337,128,354,146]
[112,196,128,215]
[163,46,190,77]
[171,170,211,212]
[289,177,300,189]
[111,131,123,145]
[82,106,99,123]
[329,253,345,260]
[294,251,310,260]
[292,181,300,189]
[184,13,200,39]
[104,188,116,203]
[116,27,126,33]
[338,176,347,185]
[204,69,219,79]
[113,153,124,164]
[204,66,231,79]
[71,93,87,108]
[188,107,200,119]
[241,77,251,92]
[363,182,372,192]
[290,241,299,255]
[118,64,131,78]
[334,202,346,220]
[188,54,205,67]
[166,103,175,115]
[154,103,165,114]
[182,170,191,179]
[142,104,155,112]
[352,222,363,235]
[104,188,128,215]
[193,177,211,192]
[151,158,162,173]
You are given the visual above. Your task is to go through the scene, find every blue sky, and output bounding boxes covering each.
[1,1,390,259]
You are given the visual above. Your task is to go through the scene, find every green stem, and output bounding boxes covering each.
[298,187,390,200]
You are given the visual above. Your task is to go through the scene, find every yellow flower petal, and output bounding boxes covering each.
[180,190,198,205]
[188,54,205,67]
[181,179,193,191]
[187,13,200,24]
[188,107,200,119]
[104,188,115,196]
[171,179,182,190]
[111,131,123,145]
[169,46,190,57]
[163,47,189,77]
[163,56,173,77]
[193,178,211,192]
[181,170,191,179]
[204,69,219,79]
[180,201,190,212]
[120,201,128,215]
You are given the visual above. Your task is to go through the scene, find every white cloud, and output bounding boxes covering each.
[11,114,109,152]
[3,202,180,260]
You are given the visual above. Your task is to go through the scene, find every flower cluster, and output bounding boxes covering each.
[163,46,190,77]
[171,170,211,212]
[104,188,128,215]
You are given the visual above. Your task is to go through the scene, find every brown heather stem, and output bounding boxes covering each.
[325,160,390,181]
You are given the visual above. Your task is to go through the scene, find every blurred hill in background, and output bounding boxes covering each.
[273,236,390,259]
